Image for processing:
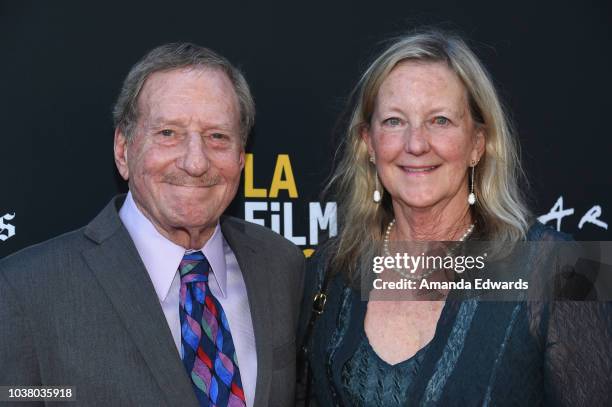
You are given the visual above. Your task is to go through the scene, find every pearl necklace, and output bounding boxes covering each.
[382,219,475,280]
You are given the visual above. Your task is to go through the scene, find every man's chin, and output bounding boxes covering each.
[167,215,218,230]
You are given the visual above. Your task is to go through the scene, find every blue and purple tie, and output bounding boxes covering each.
[179,251,246,407]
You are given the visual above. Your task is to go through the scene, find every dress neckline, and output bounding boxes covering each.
[361,324,432,368]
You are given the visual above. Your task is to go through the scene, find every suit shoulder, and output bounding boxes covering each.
[222,216,302,256]
[0,227,89,278]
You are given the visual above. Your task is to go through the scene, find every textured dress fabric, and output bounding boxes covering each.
[297,222,612,407]
[341,331,428,407]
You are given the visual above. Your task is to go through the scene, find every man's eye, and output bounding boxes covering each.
[432,116,450,126]
[383,117,402,127]
[160,129,174,137]
[211,133,227,140]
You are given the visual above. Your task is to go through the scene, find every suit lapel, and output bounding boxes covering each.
[221,217,274,407]
[81,196,198,407]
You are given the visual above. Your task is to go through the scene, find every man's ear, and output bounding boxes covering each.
[114,128,130,181]
[238,148,245,171]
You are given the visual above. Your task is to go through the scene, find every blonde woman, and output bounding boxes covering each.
[298,30,611,406]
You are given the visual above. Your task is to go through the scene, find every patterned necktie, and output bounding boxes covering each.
[179,251,246,407]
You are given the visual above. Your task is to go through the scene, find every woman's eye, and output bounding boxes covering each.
[432,116,450,126]
[383,117,402,127]
[160,129,174,137]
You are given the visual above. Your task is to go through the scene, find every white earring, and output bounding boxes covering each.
[468,161,476,205]
[370,156,382,203]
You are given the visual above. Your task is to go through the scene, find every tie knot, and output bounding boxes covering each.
[179,251,210,283]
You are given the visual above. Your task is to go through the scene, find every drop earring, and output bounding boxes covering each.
[370,156,382,203]
[468,160,477,205]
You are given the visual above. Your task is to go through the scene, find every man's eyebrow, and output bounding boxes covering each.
[148,117,189,127]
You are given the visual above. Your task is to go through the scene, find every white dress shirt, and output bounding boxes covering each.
[119,192,256,407]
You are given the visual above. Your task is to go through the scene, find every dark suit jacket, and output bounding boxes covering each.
[0,195,305,407]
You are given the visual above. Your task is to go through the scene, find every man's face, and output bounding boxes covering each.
[114,67,244,245]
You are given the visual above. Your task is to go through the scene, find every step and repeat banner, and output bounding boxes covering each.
[1,1,610,259]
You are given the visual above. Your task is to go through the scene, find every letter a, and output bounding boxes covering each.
[269,154,298,198]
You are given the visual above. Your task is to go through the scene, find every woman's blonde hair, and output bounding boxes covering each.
[325,29,531,279]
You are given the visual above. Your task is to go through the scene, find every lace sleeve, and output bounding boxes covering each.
[543,301,612,406]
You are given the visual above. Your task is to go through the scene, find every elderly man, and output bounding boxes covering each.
[0,43,304,407]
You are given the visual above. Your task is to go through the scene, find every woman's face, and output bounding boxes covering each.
[363,61,484,211]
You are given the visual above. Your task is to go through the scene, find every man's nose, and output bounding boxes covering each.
[177,133,210,176]
[404,124,431,156]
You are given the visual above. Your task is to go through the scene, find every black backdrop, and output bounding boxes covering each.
[1,1,610,259]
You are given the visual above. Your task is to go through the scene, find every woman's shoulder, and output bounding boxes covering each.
[526,220,574,242]
[305,240,350,290]
[305,242,333,282]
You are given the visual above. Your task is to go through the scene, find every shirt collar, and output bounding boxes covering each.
[200,221,227,298]
[119,191,228,301]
